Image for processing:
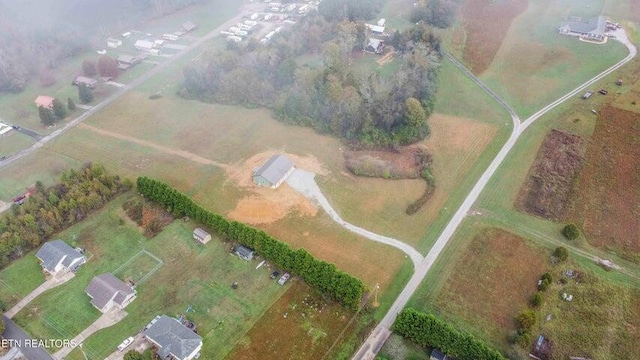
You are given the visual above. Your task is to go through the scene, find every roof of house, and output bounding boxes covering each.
[34,95,55,108]
[135,39,155,49]
[367,38,384,49]
[182,21,197,31]
[560,16,606,34]
[144,315,202,359]
[253,154,294,185]
[75,76,97,84]
[365,24,385,33]
[86,273,135,310]
[193,228,210,239]
[430,348,447,360]
[35,240,84,272]
[234,245,254,258]
[116,55,138,64]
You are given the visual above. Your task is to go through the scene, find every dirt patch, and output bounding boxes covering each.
[516,129,585,221]
[377,49,395,66]
[569,105,640,260]
[344,147,431,179]
[459,0,528,74]
[435,228,548,342]
[229,281,355,360]
[225,151,326,224]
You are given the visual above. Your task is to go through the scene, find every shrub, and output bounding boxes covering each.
[531,292,543,307]
[562,224,580,240]
[515,309,536,331]
[553,246,569,261]
[514,330,531,349]
[148,94,162,100]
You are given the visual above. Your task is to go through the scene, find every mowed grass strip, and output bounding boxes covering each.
[0,253,46,309]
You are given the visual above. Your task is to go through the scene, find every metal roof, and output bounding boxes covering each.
[234,245,254,258]
[35,240,84,272]
[253,154,294,186]
[560,16,605,35]
[85,273,135,310]
[182,21,198,31]
[144,315,202,360]
[193,228,210,239]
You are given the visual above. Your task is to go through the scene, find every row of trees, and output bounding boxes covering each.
[181,14,441,147]
[318,0,385,21]
[393,308,505,360]
[0,163,131,268]
[82,56,119,78]
[411,0,459,28]
[136,176,367,310]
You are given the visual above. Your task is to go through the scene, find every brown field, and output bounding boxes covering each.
[569,105,640,260]
[434,228,548,344]
[456,0,528,74]
[344,146,430,179]
[516,129,585,220]
[229,281,354,360]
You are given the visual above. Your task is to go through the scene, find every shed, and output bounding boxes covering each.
[34,95,55,109]
[107,38,122,48]
[366,38,385,54]
[430,349,448,360]
[182,21,198,32]
[252,154,295,189]
[144,315,202,360]
[234,245,254,261]
[193,228,211,244]
[85,273,136,313]
[73,76,98,89]
[135,39,155,51]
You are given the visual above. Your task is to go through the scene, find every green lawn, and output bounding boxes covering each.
[8,193,288,359]
[480,0,629,118]
[0,253,45,310]
[0,133,34,159]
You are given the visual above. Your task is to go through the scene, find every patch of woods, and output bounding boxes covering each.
[0,163,131,268]
[516,130,585,221]
[136,176,366,310]
[122,199,173,238]
[411,0,460,29]
[180,12,441,148]
[393,308,504,360]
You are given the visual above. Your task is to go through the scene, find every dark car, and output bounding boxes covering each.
[599,89,608,95]
[12,125,20,130]
[270,270,280,279]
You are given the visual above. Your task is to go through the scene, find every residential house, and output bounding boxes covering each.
[116,55,139,70]
[135,40,156,52]
[193,228,211,244]
[35,240,86,275]
[85,273,136,313]
[234,245,254,261]
[252,154,295,189]
[72,76,98,89]
[34,95,55,109]
[365,23,385,35]
[558,16,606,40]
[107,38,122,48]
[365,38,385,54]
[182,21,198,33]
[144,315,202,360]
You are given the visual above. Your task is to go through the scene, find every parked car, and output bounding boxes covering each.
[599,89,609,95]
[117,336,134,351]
[270,270,280,279]
[278,272,290,285]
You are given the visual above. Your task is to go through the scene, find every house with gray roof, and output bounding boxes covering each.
[144,315,202,360]
[558,16,606,40]
[182,21,198,32]
[234,245,254,261]
[35,240,86,275]
[85,273,136,313]
[252,154,295,189]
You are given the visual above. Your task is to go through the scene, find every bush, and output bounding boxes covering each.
[553,246,569,261]
[531,292,543,307]
[148,94,162,100]
[538,272,552,291]
[562,224,580,240]
[514,331,531,349]
[515,309,536,331]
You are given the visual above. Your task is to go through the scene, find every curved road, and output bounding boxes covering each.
[352,31,637,360]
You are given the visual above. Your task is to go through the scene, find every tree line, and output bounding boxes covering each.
[180,13,441,147]
[393,308,505,360]
[411,0,460,28]
[136,176,367,310]
[0,163,131,268]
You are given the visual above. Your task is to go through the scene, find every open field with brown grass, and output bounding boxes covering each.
[568,105,640,262]
[516,129,585,220]
[229,281,355,360]
[453,0,528,74]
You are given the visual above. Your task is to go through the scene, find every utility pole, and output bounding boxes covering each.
[372,283,380,308]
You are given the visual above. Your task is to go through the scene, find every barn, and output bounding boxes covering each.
[252,154,295,189]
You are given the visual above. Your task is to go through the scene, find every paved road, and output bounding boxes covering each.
[5,271,74,319]
[12,126,42,140]
[2,316,55,360]
[352,32,637,360]
[286,169,424,266]
[0,3,263,171]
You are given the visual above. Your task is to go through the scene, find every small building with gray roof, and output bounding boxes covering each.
[193,228,211,244]
[144,315,202,360]
[85,273,136,313]
[35,240,86,275]
[252,154,295,189]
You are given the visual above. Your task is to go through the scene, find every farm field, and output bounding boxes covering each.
[0,133,34,159]
[6,193,289,360]
[229,281,355,360]
[479,0,629,117]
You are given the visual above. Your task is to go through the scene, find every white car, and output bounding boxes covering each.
[278,272,290,285]
[117,336,134,351]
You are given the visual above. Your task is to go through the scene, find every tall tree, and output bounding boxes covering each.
[78,83,94,104]
[51,98,66,119]
[97,56,119,78]
[38,105,55,126]
[82,59,97,76]
[39,68,56,87]
[404,97,427,128]
[67,97,76,111]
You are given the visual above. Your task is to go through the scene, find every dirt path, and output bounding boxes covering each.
[78,123,227,169]
[5,271,74,319]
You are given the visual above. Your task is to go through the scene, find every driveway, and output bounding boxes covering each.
[53,308,128,360]
[104,333,150,360]
[1,315,55,360]
[5,270,75,319]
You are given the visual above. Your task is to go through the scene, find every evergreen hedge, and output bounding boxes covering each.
[136,177,366,310]
[393,308,505,360]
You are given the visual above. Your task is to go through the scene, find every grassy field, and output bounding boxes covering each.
[479,0,629,117]
[8,193,289,360]
[0,133,34,159]
[0,253,46,310]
